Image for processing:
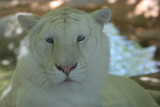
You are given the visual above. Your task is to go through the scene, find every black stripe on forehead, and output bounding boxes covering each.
[49,9,81,23]
[50,14,80,23]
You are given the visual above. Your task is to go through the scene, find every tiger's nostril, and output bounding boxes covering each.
[55,64,63,71]
[55,63,77,75]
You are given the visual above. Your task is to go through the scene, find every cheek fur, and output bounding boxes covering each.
[38,43,55,66]
[69,70,87,83]
[47,70,67,85]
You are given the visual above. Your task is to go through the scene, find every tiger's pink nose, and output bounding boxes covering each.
[55,63,77,75]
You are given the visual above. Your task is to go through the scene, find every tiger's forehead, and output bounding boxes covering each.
[38,7,93,38]
[47,17,89,37]
[43,14,90,35]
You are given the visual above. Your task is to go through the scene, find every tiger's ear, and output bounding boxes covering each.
[92,8,111,26]
[18,15,40,30]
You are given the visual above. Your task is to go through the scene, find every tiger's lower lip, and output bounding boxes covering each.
[64,77,72,82]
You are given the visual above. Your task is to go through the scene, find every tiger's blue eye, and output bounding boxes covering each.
[46,37,54,44]
[77,35,85,42]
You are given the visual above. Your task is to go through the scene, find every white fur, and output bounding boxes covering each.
[0,7,109,107]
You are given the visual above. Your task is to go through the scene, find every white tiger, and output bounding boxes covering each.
[0,7,159,107]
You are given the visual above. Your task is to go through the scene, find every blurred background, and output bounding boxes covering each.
[0,0,160,103]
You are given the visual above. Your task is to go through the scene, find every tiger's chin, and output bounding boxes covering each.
[62,76,86,84]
